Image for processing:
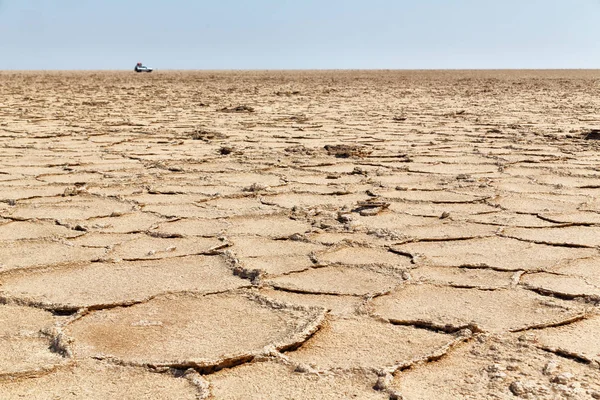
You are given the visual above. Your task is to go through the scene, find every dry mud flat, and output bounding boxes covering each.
[0,70,600,398]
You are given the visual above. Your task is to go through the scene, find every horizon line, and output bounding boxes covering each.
[1,68,600,72]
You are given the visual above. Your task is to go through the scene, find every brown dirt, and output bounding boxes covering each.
[1,70,599,398]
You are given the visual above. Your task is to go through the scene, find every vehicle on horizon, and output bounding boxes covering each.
[134,62,153,73]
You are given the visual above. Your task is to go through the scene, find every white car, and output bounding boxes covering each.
[134,62,153,73]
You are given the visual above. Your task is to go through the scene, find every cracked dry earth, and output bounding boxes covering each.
[0,70,599,399]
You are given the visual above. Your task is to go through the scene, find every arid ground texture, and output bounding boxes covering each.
[0,70,599,399]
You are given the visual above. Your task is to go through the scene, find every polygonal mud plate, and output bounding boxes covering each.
[208,360,388,399]
[230,237,324,258]
[0,337,67,378]
[392,336,600,400]
[239,254,315,276]
[389,201,496,218]
[267,265,402,296]
[410,266,514,289]
[286,316,454,370]
[197,197,280,218]
[144,197,278,219]
[352,212,430,231]
[86,212,166,233]
[394,237,596,271]
[371,285,586,333]
[521,272,600,300]
[260,193,366,209]
[532,315,600,364]
[105,235,225,260]
[489,194,585,214]
[0,241,106,273]
[465,211,557,227]
[503,226,600,248]
[0,256,249,310]
[395,221,497,242]
[0,359,203,399]
[212,172,284,187]
[537,212,600,225]
[259,288,362,316]
[0,185,66,202]
[0,304,55,336]
[153,218,231,237]
[66,232,135,248]
[7,196,134,221]
[407,163,498,175]
[65,292,325,369]
[225,215,312,237]
[318,246,411,268]
[377,189,486,203]
[0,221,83,241]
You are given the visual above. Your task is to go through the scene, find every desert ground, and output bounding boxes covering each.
[0,70,599,399]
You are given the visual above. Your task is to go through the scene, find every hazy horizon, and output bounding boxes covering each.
[1,0,599,70]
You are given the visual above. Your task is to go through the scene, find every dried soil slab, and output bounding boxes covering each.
[465,211,556,227]
[230,237,323,258]
[490,195,585,214]
[65,292,324,368]
[240,255,314,276]
[495,177,555,194]
[398,221,497,242]
[353,212,433,231]
[408,163,498,175]
[378,189,485,203]
[208,360,387,399]
[411,266,513,289]
[535,174,600,188]
[153,218,231,237]
[7,197,133,221]
[0,360,202,399]
[319,246,411,267]
[533,315,600,364]
[551,258,600,284]
[310,231,381,245]
[287,316,452,370]
[0,221,82,241]
[0,185,66,202]
[0,337,67,377]
[538,212,600,225]
[259,288,362,316]
[392,336,600,400]
[372,285,584,333]
[212,172,284,187]
[308,163,371,175]
[0,256,248,310]
[262,193,366,209]
[193,197,279,218]
[37,172,105,184]
[138,203,206,219]
[285,173,362,185]
[503,226,600,248]
[0,241,106,273]
[106,235,224,260]
[374,173,446,191]
[390,201,496,217]
[0,304,55,335]
[87,212,165,233]
[394,237,595,271]
[267,265,401,296]
[225,215,312,237]
[522,272,600,300]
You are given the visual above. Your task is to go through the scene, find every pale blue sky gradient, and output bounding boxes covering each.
[1,0,599,70]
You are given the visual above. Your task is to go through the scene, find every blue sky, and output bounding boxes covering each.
[0,0,599,69]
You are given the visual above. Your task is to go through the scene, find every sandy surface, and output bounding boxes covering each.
[0,70,599,398]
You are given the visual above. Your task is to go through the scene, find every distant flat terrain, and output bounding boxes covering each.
[1,70,599,399]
